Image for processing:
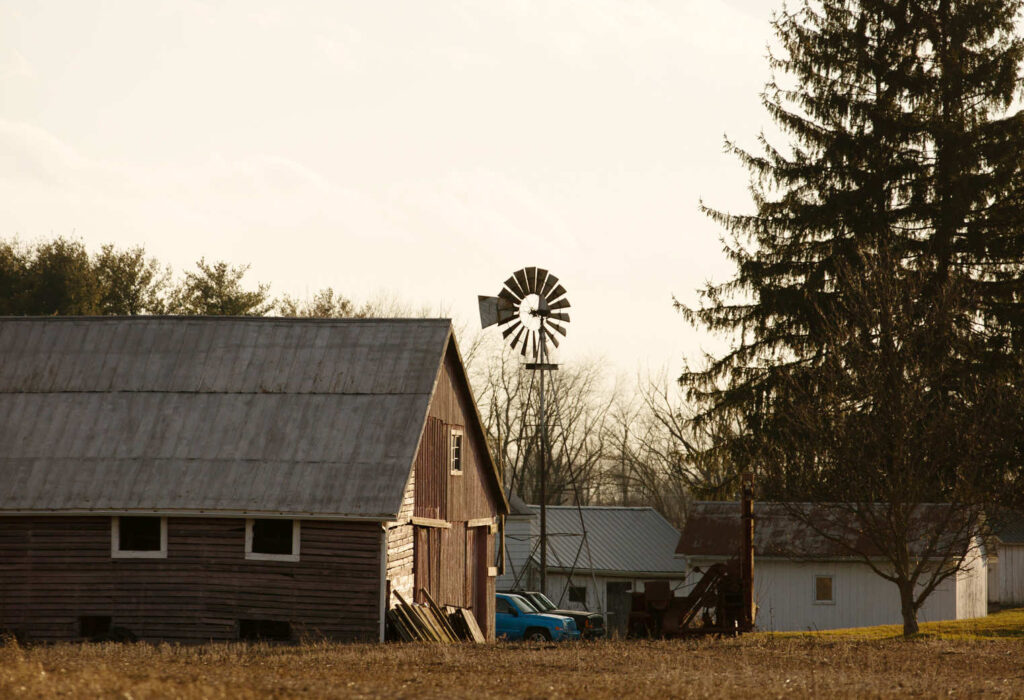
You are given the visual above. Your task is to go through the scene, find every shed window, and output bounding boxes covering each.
[246,519,300,561]
[450,428,464,474]
[568,586,587,605]
[111,516,167,558]
[814,575,834,603]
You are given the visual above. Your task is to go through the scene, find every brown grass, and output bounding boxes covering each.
[3,612,1024,699]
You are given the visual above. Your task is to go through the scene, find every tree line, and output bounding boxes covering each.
[0,236,429,318]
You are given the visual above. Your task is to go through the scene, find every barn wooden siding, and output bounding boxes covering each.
[407,343,498,638]
[414,347,498,523]
[0,516,382,643]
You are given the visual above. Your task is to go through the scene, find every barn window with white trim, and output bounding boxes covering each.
[450,428,464,474]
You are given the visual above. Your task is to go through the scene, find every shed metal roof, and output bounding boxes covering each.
[678,501,975,560]
[994,512,1024,545]
[529,505,686,577]
[0,317,455,519]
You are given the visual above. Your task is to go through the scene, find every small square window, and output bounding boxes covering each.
[815,575,834,603]
[450,429,464,474]
[111,516,167,558]
[246,519,300,561]
[568,586,587,604]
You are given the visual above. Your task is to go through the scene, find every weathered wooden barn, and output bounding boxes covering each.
[678,502,987,632]
[0,317,507,643]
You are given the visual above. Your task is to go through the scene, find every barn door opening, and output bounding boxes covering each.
[606,581,632,637]
[471,526,490,637]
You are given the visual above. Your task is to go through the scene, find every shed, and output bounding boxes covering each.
[500,504,686,635]
[678,502,987,632]
[0,316,508,643]
[990,513,1024,607]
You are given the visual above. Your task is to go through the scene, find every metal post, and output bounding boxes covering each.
[538,321,548,595]
[740,473,754,632]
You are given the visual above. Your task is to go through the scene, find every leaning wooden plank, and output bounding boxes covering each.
[411,605,444,642]
[457,608,486,643]
[386,609,415,643]
[393,605,425,642]
[421,589,460,641]
[415,605,449,643]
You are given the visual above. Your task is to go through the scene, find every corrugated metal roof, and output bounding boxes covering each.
[528,505,686,576]
[678,502,974,559]
[994,512,1024,544]
[0,317,453,519]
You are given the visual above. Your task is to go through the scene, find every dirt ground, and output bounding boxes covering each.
[2,635,1023,699]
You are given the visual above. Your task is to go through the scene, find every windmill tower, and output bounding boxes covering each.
[479,267,570,592]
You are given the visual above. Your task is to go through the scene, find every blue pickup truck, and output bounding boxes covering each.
[495,593,580,641]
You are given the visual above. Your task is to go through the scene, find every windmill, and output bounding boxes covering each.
[479,267,570,592]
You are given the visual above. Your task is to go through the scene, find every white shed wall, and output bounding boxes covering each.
[988,556,1000,604]
[543,572,685,631]
[687,557,978,632]
[998,544,1024,606]
[496,515,536,590]
[956,543,987,619]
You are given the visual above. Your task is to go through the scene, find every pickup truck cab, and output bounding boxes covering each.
[495,593,580,641]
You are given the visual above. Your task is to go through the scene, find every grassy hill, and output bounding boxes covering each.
[772,607,1024,640]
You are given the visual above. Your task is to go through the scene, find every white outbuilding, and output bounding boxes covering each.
[678,502,988,632]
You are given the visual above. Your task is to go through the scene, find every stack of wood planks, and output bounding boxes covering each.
[387,590,486,643]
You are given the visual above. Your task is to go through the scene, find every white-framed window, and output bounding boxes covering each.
[814,575,834,604]
[111,516,167,559]
[450,428,464,475]
[245,519,300,562]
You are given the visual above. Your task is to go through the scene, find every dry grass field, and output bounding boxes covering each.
[3,610,1024,699]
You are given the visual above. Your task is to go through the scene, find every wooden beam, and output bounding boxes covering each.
[411,517,451,529]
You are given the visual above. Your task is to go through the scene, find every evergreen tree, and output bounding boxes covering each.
[683,0,1024,635]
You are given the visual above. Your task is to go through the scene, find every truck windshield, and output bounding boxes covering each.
[509,595,539,613]
[527,593,556,610]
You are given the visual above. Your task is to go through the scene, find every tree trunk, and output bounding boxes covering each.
[898,581,919,637]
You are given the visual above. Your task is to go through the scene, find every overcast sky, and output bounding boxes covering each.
[1,0,781,376]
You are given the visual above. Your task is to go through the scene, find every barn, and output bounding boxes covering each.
[498,503,686,635]
[678,502,987,632]
[0,316,507,643]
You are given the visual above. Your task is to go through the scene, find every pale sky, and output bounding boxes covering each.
[1,0,780,375]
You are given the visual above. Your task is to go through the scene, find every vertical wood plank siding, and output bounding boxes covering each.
[414,348,497,523]
[406,342,498,639]
[413,417,447,519]
[0,516,382,643]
